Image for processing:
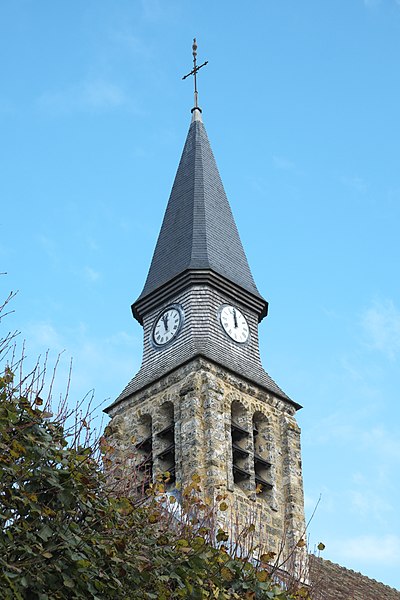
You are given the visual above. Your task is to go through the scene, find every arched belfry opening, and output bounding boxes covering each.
[231,401,252,493]
[135,414,153,492]
[252,412,273,501]
[154,401,176,488]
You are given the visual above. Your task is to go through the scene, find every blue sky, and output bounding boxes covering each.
[1,0,400,590]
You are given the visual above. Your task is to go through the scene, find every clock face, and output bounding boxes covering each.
[219,305,249,344]
[152,305,183,347]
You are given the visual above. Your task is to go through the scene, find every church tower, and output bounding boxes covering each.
[105,42,306,561]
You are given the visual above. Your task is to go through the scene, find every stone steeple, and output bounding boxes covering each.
[105,67,306,568]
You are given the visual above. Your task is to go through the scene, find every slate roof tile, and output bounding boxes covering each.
[137,117,264,303]
[309,555,400,599]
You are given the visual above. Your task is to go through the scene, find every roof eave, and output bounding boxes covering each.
[104,354,301,415]
[131,268,268,325]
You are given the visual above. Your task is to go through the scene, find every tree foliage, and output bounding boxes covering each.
[0,296,309,599]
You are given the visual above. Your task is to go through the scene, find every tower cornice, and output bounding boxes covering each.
[132,268,268,325]
[105,355,301,415]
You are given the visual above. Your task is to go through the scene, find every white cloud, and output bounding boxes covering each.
[140,0,166,21]
[306,485,337,516]
[364,0,400,8]
[361,299,400,360]
[139,0,179,22]
[21,320,141,419]
[272,155,296,171]
[304,409,400,472]
[363,0,382,7]
[360,426,400,461]
[86,237,100,252]
[37,235,59,263]
[0,97,15,116]
[110,30,152,58]
[38,80,129,115]
[340,175,368,194]
[350,488,393,521]
[304,410,357,445]
[83,266,101,283]
[27,321,64,352]
[82,80,126,109]
[331,534,400,566]
[304,492,317,511]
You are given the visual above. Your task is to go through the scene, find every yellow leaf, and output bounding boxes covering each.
[155,482,166,493]
[219,501,228,511]
[221,566,234,582]
[193,536,205,546]
[216,529,229,542]
[260,551,276,562]
[148,512,160,523]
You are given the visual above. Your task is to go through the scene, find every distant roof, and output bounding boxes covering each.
[309,555,400,600]
[137,112,264,304]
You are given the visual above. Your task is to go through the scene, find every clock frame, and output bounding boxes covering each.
[218,304,250,344]
[151,304,184,348]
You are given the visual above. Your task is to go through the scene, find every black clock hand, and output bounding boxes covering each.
[233,308,238,328]
[163,314,169,332]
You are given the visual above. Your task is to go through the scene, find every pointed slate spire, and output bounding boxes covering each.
[136,115,266,311]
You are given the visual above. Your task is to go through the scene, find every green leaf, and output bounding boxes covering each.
[76,559,91,569]
[62,575,75,589]
[38,524,53,541]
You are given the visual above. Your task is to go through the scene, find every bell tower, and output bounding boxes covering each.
[105,42,306,561]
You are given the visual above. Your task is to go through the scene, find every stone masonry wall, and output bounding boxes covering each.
[106,357,306,560]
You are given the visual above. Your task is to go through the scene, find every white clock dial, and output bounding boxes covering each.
[152,306,182,346]
[220,305,249,343]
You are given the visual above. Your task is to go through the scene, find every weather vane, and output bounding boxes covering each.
[182,38,208,112]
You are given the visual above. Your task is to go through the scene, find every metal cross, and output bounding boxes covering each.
[182,38,208,110]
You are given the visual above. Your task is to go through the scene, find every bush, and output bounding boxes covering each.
[0,295,308,599]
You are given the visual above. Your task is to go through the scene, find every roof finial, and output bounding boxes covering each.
[182,38,208,117]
